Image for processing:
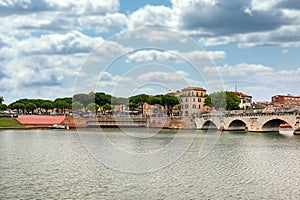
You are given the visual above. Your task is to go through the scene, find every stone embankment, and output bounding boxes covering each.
[148,117,195,129]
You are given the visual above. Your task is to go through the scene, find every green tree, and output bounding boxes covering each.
[95,92,112,107]
[0,104,8,111]
[73,93,94,112]
[103,103,112,115]
[0,96,4,104]
[204,91,240,110]
[129,94,149,116]
[72,101,84,112]
[26,102,37,114]
[111,97,128,105]
[149,95,163,105]
[161,95,179,116]
[10,102,25,114]
[41,102,54,114]
[87,103,100,114]
[129,102,138,112]
[54,100,69,114]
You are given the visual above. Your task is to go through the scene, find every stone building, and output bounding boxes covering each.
[272,94,300,107]
[180,87,207,116]
[235,92,252,109]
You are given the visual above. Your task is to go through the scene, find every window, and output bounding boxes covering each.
[186,98,188,102]
[199,105,201,109]
[198,98,201,102]
[192,104,196,109]
[193,98,195,102]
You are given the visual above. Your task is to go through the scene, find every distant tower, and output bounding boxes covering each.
[234,82,237,92]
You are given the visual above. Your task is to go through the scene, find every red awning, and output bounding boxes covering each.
[17,116,65,125]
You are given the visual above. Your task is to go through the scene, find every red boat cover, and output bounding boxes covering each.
[17,116,65,125]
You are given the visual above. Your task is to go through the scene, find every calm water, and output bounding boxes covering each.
[0,129,299,199]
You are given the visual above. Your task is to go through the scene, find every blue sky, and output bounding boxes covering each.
[0,0,299,104]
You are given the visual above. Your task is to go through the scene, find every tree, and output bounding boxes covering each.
[26,102,37,114]
[0,104,8,111]
[0,96,4,104]
[73,93,94,112]
[87,103,100,114]
[10,103,25,114]
[95,92,112,107]
[204,91,240,110]
[129,94,149,116]
[41,102,54,114]
[103,103,112,115]
[55,98,72,110]
[149,95,163,105]
[72,101,84,112]
[129,102,138,112]
[111,97,128,105]
[54,100,69,114]
[161,95,179,116]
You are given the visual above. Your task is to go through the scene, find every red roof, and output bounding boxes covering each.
[235,92,252,98]
[17,116,65,125]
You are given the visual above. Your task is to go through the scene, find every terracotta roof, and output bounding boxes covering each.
[182,87,206,91]
[235,92,252,98]
[17,116,65,125]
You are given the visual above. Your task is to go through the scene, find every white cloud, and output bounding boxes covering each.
[204,63,300,101]
[125,49,226,64]
[127,5,175,30]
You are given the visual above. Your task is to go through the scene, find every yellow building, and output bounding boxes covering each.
[180,87,207,116]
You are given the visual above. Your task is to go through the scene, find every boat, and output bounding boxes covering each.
[279,123,293,135]
[51,124,69,129]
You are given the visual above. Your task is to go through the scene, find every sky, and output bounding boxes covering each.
[0,0,300,104]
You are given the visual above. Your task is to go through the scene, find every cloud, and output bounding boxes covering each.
[125,49,226,64]
[276,0,300,10]
[15,31,102,56]
[204,63,300,101]
[177,1,290,35]
[0,0,120,16]
[126,0,299,47]
[136,71,188,83]
[127,5,175,30]
[200,25,300,47]
[0,0,126,35]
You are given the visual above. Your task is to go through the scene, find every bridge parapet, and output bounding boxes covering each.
[196,110,300,134]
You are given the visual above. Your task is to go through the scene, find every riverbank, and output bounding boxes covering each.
[0,118,25,129]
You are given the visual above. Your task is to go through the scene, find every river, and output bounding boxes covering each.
[0,129,299,199]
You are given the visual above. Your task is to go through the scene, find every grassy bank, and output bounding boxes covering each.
[0,118,24,128]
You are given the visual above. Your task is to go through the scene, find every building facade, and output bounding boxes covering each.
[180,87,207,116]
[235,92,252,109]
[272,94,300,107]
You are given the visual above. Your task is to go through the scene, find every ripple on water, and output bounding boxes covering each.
[0,129,300,199]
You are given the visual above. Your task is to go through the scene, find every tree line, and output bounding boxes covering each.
[0,91,243,115]
[0,92,181,115]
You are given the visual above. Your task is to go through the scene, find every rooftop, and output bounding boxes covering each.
[182,87,206,91]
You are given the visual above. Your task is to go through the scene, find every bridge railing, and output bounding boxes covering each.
[197,108,300,119]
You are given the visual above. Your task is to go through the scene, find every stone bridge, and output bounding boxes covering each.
[195,111,300,134]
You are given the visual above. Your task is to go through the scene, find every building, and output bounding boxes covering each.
[180,87,207,116]
[272,94,300,107]
[235,92,252,109]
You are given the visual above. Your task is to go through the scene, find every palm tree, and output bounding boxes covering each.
[0,96,4,104]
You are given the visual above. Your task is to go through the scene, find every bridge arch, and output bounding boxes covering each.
[201,120,218,130]
[261,118,293,132]
[227,119,247,131]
